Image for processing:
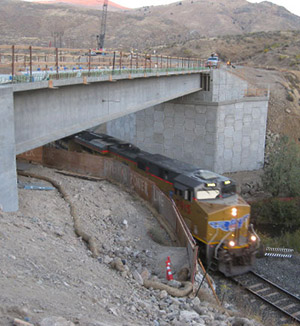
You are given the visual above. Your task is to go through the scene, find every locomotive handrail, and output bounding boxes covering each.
[214,232,231,259]
[250,223,261,248]
[206,229,219,259]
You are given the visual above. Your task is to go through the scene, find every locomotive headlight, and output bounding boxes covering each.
[250,235,257,242]
[231,207,237,217]
[229,240,236,247]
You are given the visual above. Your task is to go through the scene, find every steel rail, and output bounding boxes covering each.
[231,271,300,324]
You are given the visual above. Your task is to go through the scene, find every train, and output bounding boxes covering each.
[72,131,260,276]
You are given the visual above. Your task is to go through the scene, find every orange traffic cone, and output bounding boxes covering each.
[166,256,173,281]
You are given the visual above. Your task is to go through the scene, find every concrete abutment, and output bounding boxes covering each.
[107,70,269,174]
[0,87,18,212]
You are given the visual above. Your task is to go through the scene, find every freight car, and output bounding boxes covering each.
[73,131,259,276]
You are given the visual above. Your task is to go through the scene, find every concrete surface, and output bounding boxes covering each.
[107,69,269,173]
[0,87,18,212]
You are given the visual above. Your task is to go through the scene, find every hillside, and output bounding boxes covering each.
[2,0,300,49]
[36,0,128,10]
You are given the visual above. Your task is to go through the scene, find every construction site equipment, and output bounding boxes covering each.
[97,0,108,50]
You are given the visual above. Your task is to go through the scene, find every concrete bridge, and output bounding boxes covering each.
[0,68,269,212]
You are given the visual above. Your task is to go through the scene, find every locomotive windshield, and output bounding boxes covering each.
[196,189,220,200]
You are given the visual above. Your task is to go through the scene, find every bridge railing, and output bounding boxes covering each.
[0,45,208,84]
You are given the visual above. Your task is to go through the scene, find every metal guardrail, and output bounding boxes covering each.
[0,45,208,84]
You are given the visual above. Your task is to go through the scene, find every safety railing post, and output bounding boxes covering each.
[144,54,147,73]
[130,52,133,73]
[136,53,138,70]
[156,55,158,71]
[29,46,33,82]
[112,51,116,74]
[161,55,163,69]
[56,47,59,80]
[119,51,122,73]
[88,49,91,77]
[11,45,15,83]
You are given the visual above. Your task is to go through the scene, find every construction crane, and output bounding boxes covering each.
[96,0,108,51]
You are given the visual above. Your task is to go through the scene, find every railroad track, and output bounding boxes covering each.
[231,271,300,324]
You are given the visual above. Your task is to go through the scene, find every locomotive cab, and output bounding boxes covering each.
[173,171,259,276]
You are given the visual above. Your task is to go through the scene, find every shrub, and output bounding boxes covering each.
[262,136,300,197]
[258,229,300,252]
[251,198,300,231]
[271,43,281,49]
[278,55,287,61]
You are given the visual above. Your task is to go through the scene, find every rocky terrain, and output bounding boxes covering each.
[226,66,300,142]
[0,163,265,326]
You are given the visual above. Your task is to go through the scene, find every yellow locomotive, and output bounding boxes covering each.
[74,131,259,276]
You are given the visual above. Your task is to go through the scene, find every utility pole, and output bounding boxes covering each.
[96,0,108,50]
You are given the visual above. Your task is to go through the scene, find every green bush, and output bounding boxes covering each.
[278,55,288,61]
[270,43,281,49]
[259,229,300,252]
[251,198,300,230]
[263,136,300,197]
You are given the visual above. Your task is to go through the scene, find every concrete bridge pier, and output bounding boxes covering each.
[0,87,18,212]
[107,70,269,174]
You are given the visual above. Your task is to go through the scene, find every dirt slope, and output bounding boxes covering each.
[0,164,185,325]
